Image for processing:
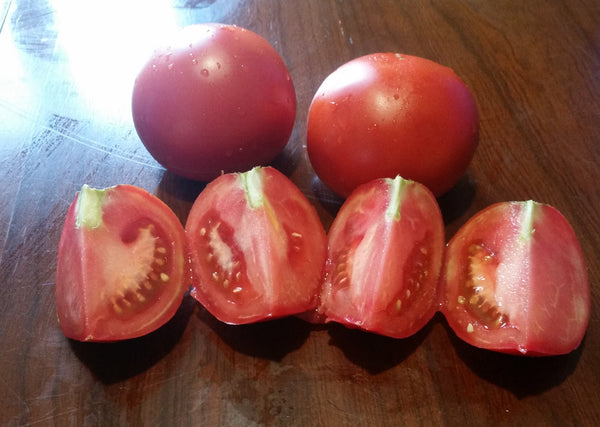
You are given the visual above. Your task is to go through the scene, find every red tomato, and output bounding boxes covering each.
[132,24,296,181]
[441,201,590,356]
[55,185,188,342]
[185,166,327,324]
[307,53,479,198]
[317,175,445,338]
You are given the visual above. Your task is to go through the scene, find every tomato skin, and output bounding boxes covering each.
[185,167,327,324]
[307,53,478,198]
[441,201,590,356]
[132,24,296,181]
[317,175,445,338]
[55,185,188,342]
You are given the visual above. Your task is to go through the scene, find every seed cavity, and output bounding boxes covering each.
[464,243,508,328]
[109,223,173,316]
[390,232,433,315]
[198,214,247,295]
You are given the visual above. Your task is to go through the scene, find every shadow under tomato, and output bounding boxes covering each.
[69,294,196,384]
[437,171,477,227]
[442,320,584,398]
[197,307,313,362]
[325,317,435,375]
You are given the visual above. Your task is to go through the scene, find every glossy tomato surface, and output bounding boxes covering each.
[55,185,188,342]
[185,166,327,324]
[317,175,445,338]
[132,24,296,181]
[307,53,479,198]
[441,201,590,356]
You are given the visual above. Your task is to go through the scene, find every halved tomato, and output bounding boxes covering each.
[441,201,590,356]
[185,166,327,324]
[55,185,188,341]
[316,175,445,338]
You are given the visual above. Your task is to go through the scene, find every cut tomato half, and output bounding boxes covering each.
[441,201,590,356]
[55,185,188,341]
[317,175,445,338]
[185,167,328,324]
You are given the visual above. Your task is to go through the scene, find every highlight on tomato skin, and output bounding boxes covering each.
[55,184,188,342]
[316,175,446,339]
[441,200,590,356]
[185,166,328,325]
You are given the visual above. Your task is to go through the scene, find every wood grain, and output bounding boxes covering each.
[1,0,599,425]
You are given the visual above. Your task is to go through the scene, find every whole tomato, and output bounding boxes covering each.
[132,24,296,181]
[307,53,479,197]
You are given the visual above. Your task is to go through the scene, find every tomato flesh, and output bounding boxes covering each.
[55,185,188,341]
[441,201,590,356]
[185,167,327,324]
[317,176,445,338]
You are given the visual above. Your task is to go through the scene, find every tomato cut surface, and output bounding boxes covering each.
[185,167,327,324]
[441,201,590,356]
[55,185,188,342]
[317,176,445,338]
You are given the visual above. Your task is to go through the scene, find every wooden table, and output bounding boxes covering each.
[2,1,599,425]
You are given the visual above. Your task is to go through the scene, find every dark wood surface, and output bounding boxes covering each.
[2,1,599,425]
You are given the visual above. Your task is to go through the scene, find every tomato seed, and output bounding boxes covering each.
[160,273,170,282]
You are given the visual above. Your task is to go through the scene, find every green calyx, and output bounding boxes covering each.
[385,175,410,222]
[241,167,265,209]
[75,185,106,229]
[519,200,537,242]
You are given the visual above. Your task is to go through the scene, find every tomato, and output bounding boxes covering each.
[307,53,479,198]
[185,166,327,324]
[132,24,296,181]
[441,201,590,356]
[316,175,445,338]
[55,185,188,342]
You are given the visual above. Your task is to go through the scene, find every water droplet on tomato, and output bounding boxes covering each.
[168,63,174,71]
[201,68,209,77]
